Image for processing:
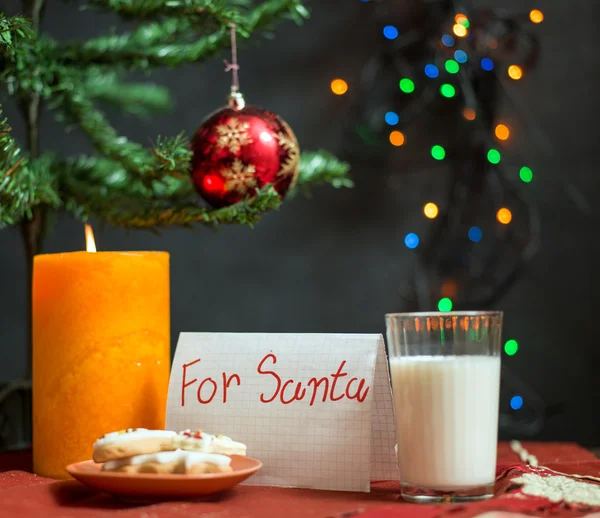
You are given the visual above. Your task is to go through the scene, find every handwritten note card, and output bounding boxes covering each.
[166,333,397,492]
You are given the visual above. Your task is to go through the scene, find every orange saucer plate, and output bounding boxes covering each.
[66,455,262,500]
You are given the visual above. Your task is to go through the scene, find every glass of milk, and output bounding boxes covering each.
[385,311,502,503]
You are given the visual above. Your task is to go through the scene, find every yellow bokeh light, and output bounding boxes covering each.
[330,79,348,95]
[389,131,405,147]
[497,208,513,224]
[462,107,476,121]
[424,202,439,219]
[529,9,544,23]
[453,24,468,37]
[495,124,510,140]
[508,65,523,80]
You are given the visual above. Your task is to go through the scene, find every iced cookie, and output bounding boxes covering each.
[176,429,247,456]
[93,428,178,463]
[101,449,232,474]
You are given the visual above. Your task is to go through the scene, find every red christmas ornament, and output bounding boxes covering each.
[190,97,300,208]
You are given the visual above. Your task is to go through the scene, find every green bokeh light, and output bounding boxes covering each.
[460,19,470,28]
[504,339,519,356]
[438,297,453,312]
[440,83,456,97]
[487,149,501,164]
[445,60,460,74]
[431,145,446,160]
[399,78,415,93]
[520,166,533,183]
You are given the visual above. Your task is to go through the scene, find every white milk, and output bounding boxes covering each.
[390,355,501,490]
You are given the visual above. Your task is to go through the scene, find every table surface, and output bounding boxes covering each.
[1,442,599,518]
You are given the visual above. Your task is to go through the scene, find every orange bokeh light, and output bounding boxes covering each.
[497,208,513,224]
[495,124,510,140]
[389,131,405,147]
[508,65,523,80]
[455,14,468,25]
[462,107,476,121]
[330,79,348,95]
[453,24,467,37]
[441,279,458,299]
[423,202,439,219]
[529,9,544,23]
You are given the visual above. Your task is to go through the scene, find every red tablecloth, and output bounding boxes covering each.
[1,443,599,518]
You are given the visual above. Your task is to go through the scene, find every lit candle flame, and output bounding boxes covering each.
[85,224,97,252]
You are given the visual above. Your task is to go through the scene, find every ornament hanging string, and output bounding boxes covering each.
[224,24,244,109]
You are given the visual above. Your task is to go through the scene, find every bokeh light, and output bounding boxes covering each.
[487,148,501,164]
[440,83,456,97]
[389,131,405,146]
[462,107,476,120]
[441,34,455,47]
[504,339,519,356]
[404,233,420,249]
[399,78,415,93]
[445,59,459,74]
[520,166,534,183]
[508,65,523,80]
[385,111,399,125]
[454,50,468,63]
[455,14,470,28]
[468,226,482,243]
[431,145,446,160]
[453,24,467,37]
[529,9,544,23]
[481,57,494,71]
[497,208,513,224]
[495,124,510,140]
[383,25,399,40]
[330,79,348,95]
[438,297,453,312]
[424,64,439,78]
[510,395,524,410]
[440,279,458,299]
[424,202,439,219]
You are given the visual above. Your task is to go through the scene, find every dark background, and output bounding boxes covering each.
[0,1,598,445]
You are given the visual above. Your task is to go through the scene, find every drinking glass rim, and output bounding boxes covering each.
[385,311,502,318]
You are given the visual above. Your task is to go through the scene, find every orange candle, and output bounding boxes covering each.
[32,229,170,479]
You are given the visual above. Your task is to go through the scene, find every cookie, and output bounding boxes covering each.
[93,428,177,463]
[101,449,233,474]
[175,429,247,456]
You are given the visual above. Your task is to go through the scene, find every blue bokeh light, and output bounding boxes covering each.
[385,111,399,125]
[510,395,524,410]
[404,233,420,249]
[424,64,439,78]
[383,25,399,40]
[454,50,467,63]
[468,226,482,243]
[481,57,494,71]
[441,34,455,47]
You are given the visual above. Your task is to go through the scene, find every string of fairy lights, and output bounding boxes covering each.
[330,1,548,422]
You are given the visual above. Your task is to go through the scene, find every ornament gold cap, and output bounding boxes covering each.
[227,87,245,111]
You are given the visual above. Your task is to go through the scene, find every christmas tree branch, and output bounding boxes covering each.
[0,114,61,226]
[85,0,243,26]
[0,14,34,55]
[62,179,282,229]
[58,79,191,182]
[294,151,353,194]
[83,71,172,117]
[61,0,308,68]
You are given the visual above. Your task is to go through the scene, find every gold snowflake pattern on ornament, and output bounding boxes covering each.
[275,130,300,180]
[215,118,253,154]
[221,159,257,195]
